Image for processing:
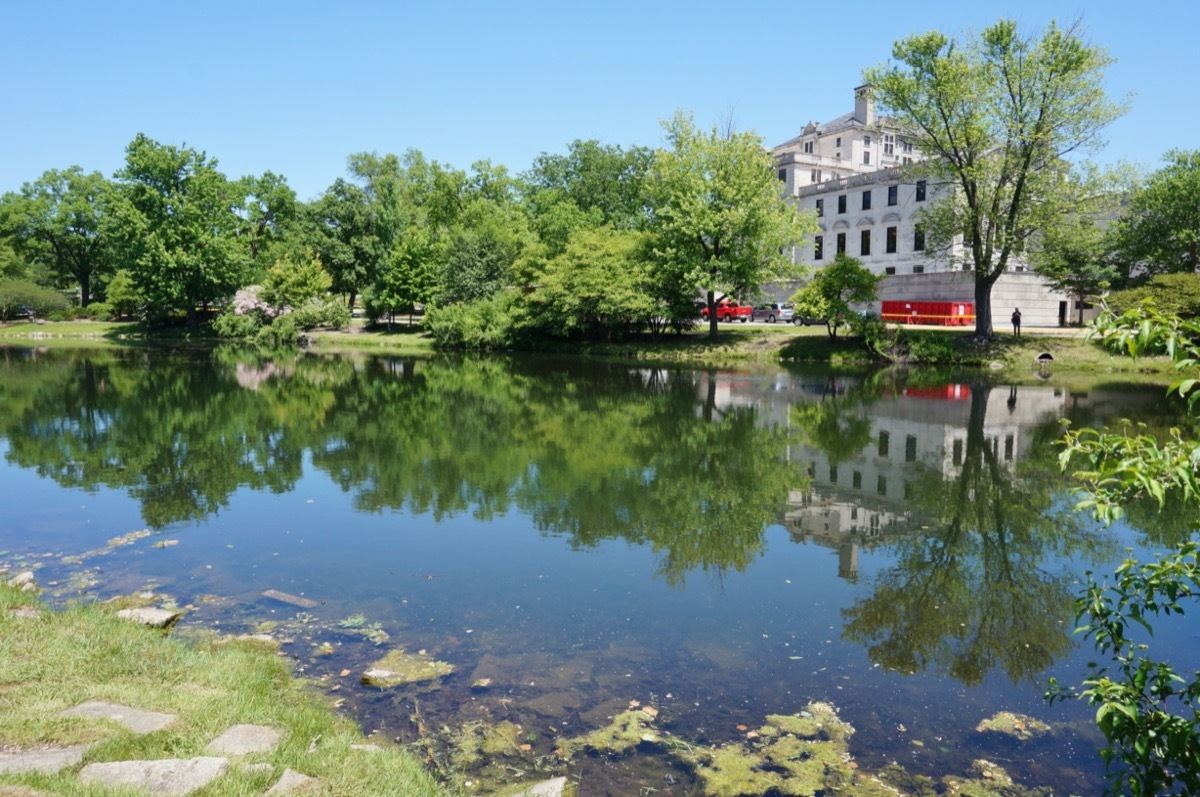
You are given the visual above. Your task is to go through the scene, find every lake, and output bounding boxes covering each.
[1,345,1195,795]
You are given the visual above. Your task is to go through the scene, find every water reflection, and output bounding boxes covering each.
[1,345,1193,793]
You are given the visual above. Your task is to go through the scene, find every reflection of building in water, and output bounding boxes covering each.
[784,488,912,582]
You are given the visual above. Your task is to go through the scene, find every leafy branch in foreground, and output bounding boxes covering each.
[1051,303,1200,795]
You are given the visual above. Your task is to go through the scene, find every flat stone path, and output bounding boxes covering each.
[58,700,177,734]
[80,756,230,796]
[205,724,281,755]
[0,745,88,774]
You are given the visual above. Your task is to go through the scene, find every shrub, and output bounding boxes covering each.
[1106,273,1200,319]
[0,279,70,321]
[212,309,265,339]
[424,290,528,350]
[253,314,299,348]
[104,270,141,320]
[291,297,350,330]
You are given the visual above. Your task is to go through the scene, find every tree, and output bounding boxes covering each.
[0,166,114,306]
[790,253,881,339]
[647,111,813,340]
[864,19,1128,338]
[237,171,298,271]
[1108,149,1200,282]
[303,178,379,310]
[1048,305,1200,795]
[1033,215,1117,325]
[523,139,653,231]
[111,134,249,329]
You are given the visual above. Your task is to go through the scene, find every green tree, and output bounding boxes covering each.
[260,250,333,310]
[1108,150,1200,282]
[1033,215,1117,325]
[111,134,249,329]
[0,166,114,306]
[524,226,654,341]
[237,171,298,271]
[647,112,813,340]
[790,253,880,339]
[523,139,653,231]
[104,269,141,319]
[1049,305,1200,795]
[364,227,440,329]
[864,19,1128,338]
[304,178,380,310]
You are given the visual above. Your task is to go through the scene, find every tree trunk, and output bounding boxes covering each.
[706,289,719,341]
[973,272,999,339]
[80,272,91,308]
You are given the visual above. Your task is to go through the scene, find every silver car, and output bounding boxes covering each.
[751,303,795,323]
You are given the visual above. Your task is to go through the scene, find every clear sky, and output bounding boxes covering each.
[2,0,1194,202]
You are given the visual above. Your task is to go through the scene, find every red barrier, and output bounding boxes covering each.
[881,300,975,326]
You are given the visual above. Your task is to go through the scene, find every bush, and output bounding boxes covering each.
[1106,273,1200,319]
[104,270,141,320]
[0,279,70,321]
[253,314,299,348]
[291,297,350,330]
[423,290,528,350]
[212,309,265,339]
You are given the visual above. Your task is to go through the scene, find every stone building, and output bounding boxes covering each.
[771,86,1081,327]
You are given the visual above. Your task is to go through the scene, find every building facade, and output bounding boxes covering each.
[772,87,1080,327]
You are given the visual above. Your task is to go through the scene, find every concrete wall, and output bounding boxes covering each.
[878,270,1072,328]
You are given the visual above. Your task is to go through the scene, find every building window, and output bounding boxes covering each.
[902,157,912,165]
[837,195,847,214]
[916,180,927,201]
[811,169,822,182]
[864,135,872,147]
[804,141,813,154]
[914,225,925,251]
[863,151,871,165]
[886,226,897,254]
[1004,434,1015,461]
[952,438,963,466]
[913,265,924,274]
[887,185,898,206]
[885,266,896,275]
[836,232,846,254]
[884,134,894,155]
[815,198,823,217]
[777,169,786,182]
[852,471,863,489]
[860,229,871,256]
[829,465,838,483]
[878,431,890,457]
[877,475,887,495]
[905,435,917,463]
[903,139,914,154]
[814,235,823,261]
[862,190,872,210]
[835,137,842,147]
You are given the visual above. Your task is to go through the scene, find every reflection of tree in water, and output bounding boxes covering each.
[0,349,803,586]
[840,384,1118,685]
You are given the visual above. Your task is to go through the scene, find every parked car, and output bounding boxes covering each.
[751,303,795,324]
[700,299,753,323]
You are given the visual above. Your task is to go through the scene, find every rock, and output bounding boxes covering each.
[503,777,568,797]
[79,757,228,796]
[361,649,454,688]
[116,607,183,629]
[261,589,318,609]
[206,724,281,755]
[0,745,89,774]
[6,571,37,592]
[59,700,177,734]
[266,767,318,794]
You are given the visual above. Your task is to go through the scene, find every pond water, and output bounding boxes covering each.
[2,345,1197,795]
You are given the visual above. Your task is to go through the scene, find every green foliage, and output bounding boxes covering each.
[0,278,70,320]
[1033,214,1118,324]
[364,227,440,328]
[291,296,350,330]
[865,19,1128,336]
[1106,274,1200,320]
[423,289,528,350]
[1108,150,1200,281]
[1047,545,1200,796]
[0,166,115,306]
[522,138,653,231]
[523,226,654,340]
[212,308,264,338]
[647,111,814,340]
[260,250,333,310]
[1052,304,1200,794]
[789,253,880,340]
[103,269,141,319]
[0,240,27,279]
[111,134,250,329]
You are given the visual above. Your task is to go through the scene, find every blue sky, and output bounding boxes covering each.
[2,1,1194,202]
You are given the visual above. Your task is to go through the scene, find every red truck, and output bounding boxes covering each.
[700,299,753,323]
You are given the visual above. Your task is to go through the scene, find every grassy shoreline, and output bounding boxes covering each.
[0,318,1180,384]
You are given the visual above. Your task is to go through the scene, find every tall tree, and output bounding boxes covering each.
[237,170,298,272]
[0,167,114,306]
[303,178,379,309]
[647,111,812,340]
[864,19,1128,338]
[523,139,653,230]
[1107,149,1200,282]
[1033,214,1116,325]
[111,134,249,329]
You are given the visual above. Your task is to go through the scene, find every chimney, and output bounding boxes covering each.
[854,85,874,126]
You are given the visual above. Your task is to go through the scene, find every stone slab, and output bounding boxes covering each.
[117,607,183,629]
[205,724,281,755]
[266,767,317,794]
[0,745,88,774]
[261,589,318,609]
[79,757,228,796]
[506,777,568,797]
[59,700,177,734]
[6,571,36,589]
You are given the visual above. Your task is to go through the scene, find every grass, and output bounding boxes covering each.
[0,583,448,796]
[0,317,1182,383]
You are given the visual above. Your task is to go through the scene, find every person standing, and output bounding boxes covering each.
[1011,308,1022,337]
